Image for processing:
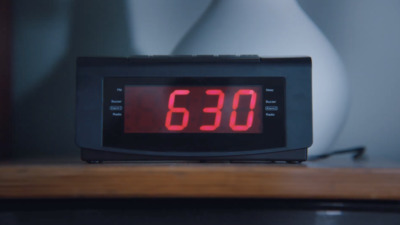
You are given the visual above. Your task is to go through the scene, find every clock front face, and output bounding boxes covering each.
[102,77,286,152]
[123,85,263,134]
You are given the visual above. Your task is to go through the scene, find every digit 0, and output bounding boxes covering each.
[229,89,257,131]
[165,90,190,131]
[200,89,225,131]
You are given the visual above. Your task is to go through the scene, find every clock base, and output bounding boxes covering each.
[82,148,307,163]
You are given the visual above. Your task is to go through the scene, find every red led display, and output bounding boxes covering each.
[124,86,262,133]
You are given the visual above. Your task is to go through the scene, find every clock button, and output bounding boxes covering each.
[265,100,277,104]
[265,106,278,111]
[109,106,123,111]
[265,88,274,92]
[110,99,122,104]
[112,112,122,117]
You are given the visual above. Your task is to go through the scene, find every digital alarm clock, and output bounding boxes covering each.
[76,56,312,163]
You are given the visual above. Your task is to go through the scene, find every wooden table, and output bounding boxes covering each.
[1,156,400,200]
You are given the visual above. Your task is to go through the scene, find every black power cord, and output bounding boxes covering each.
[308,146,366,161]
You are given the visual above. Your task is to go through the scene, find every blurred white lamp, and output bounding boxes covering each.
[173,0,349,156]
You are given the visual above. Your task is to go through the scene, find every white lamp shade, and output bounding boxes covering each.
[173,0,349,155]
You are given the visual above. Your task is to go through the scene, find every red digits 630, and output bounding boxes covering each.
[165,89,257,132]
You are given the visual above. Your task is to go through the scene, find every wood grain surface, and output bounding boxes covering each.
[1,161,400,200]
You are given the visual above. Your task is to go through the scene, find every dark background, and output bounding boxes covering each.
[10,0,400,160]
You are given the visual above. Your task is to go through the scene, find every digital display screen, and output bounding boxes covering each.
[102,77,286,152]
[124,86,263,133]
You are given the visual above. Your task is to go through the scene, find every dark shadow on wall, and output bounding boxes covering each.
[13,0,136,158]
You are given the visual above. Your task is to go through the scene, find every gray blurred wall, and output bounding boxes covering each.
[12,0,400,160]
[298,0,400,161]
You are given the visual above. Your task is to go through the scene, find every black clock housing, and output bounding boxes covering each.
[76,55,312,163]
